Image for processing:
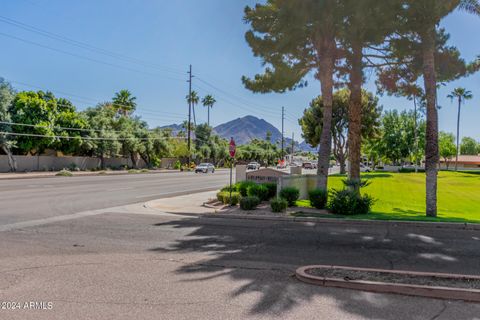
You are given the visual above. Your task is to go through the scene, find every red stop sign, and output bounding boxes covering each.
[229,138,236,158]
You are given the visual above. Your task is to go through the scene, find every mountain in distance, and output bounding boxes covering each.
[298,141,318,153]
[213,115,283,145]
[161,115,315,152]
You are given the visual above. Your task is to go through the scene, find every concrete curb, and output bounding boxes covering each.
[201,213,480,230]
[295,265,480,303]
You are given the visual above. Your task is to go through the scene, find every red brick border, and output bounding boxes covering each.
[296,265,480,302]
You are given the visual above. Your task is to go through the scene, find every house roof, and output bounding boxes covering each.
[440,155,480,165]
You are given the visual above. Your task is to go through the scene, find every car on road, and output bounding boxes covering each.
[360,163,372,172]
[194,163,215,173]
[246,162,261,170]
[302,162,317,170]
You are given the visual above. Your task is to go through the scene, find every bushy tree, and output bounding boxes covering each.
[378,110,426,165]
[9,91,58,154]
[0,78,16,171]
[299,89,382,173]
[82,105,121,168]
[460,137,478,155]
[243,0,344,190]
[439,132,457,170]
[53,98,89,155]
[391,0,480,216]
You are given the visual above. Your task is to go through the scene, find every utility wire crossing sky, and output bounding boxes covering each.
[0,0,479,141]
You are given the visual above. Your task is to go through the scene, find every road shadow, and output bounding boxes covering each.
[148,215,480,318]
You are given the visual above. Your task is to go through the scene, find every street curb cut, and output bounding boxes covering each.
[201,213,480,230]
[295,265,480,303]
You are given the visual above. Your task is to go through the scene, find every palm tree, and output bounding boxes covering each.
[448,88,473,171]
[201,95,216,127]
[403,85,425,173]
[186,91,199,126]
[112,90,137,117]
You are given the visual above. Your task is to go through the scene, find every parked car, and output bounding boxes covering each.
[194,163,215,173]
[246,162,261,170]
[302,162,317,170]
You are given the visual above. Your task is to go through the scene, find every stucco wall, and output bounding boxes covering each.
[0,155,147,172]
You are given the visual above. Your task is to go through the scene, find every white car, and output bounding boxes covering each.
[246,162,261,170]
[195,163,215,173]
[360,163,372,172]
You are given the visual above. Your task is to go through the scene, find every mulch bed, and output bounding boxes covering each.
[306,268,480,290]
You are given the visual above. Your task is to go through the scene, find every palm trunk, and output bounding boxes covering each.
[316,36,336,191]
[208,107,210,127]
[455,97,461,171]
[347,42,364,193]
[192,104,197,126]
[421,27,439,218]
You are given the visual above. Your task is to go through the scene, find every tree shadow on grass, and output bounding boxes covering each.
[148,215,480,318]
[362,173,394,179]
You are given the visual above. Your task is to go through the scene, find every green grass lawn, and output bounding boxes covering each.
[296,171,480,223]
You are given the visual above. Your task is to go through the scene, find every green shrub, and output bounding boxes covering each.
[216,191,240,206]
[247,184,269,201]
[140,169,149,173]
[221,185,237,192]
[262,183,277,200]
[328,189,375,215]
[174,160,181,170]
[128,169,140,174]
[236,181,256,197]
[270,197,288,213]
[240,196,260,211]
[56,169,73,177]
[279,187,300,207]
[216,192,225,203]
[309,189,328,209]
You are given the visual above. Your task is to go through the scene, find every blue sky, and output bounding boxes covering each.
[1,0,479,141]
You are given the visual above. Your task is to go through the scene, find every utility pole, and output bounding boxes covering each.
[291,132,294,163]
[281,106,285,160]
[187,65,193,167]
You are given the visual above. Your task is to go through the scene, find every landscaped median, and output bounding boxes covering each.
[295,265,480,303]
[208,172,480,225]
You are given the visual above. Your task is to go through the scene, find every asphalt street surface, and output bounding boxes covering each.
[0,172,479,319]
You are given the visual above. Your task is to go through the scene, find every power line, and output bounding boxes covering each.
[193,83,273,119]
[0,121,188,139]
[196,77,280,113]
[195,77,300,128]
[0,15,186,76]
[10,80,188,119]
[0,32,185,81]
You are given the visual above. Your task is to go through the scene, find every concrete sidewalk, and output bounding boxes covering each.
[147,191,220,215]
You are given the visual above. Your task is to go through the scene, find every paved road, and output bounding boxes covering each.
[0,173,479,319]
[0,171,229,225]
